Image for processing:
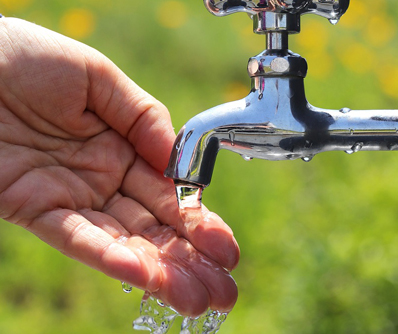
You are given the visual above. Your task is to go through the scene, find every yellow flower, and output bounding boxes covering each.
[305,50,333,80]
[295,18,330,52]
[338,42,375,74]
[157,1,188,29]
[365,13,396,47]
[59,8,96,40]
[0,0,32,12]
[378,63,398,99]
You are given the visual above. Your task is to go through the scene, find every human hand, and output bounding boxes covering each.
[0,18,239,317]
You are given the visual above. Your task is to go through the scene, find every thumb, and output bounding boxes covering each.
[83,44,176,172]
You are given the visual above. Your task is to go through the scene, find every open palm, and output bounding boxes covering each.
[0,18,239,316]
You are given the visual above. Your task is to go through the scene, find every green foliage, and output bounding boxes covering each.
[1,0,398,333]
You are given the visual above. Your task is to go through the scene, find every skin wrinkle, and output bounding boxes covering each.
[61,215,91,256]
[83,53,134,135]
[0,107,65,151]
[120,157,179,228]
[0,147,59,200]
[94,77,118,125]
[6,165,103,227]
[79,208,131,239]
[101,191,123,212]
[127,102,172,165]
[103,196,162,236]
[84,60,109,114]
[0,24,20,65]
[0,86,76,139]
[0,187,29,223]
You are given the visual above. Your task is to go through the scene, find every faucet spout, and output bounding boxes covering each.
[165,71,398,188]
[164,73,309,187]
[165,98,255,187]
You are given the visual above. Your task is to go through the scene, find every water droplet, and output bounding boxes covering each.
[121,282,133,293]
[229,131,235,146]
[388,143,398,151]
[329,18,339,25]
[302,156,313,162]
[345,142,363,154]
[339,107,351,114]
[242,155,253,161]
[352,142,363,153]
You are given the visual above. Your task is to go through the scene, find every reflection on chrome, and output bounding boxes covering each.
[165,0,398,190]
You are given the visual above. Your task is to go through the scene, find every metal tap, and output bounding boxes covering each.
[165,0,398,188]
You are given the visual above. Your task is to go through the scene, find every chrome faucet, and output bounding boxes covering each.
[165,0,398,188]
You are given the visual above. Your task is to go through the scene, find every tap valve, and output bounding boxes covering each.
[204,0,349,51]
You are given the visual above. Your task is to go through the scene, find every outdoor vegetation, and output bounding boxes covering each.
[1,0,398,333]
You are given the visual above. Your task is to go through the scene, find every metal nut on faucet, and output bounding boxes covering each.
[248,58,260,76]
[247,53,307,78]
[270,57,290,73]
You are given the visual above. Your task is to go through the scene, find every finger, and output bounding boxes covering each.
[102,195,237,313]
[179,209,240,271]
[26,209,161,292]
[145,225,238,313]
[103,196,236,313]
[124,235,210,317]
[103,194,161,235]
[79,209,129,238]
[82,45,175,172]
[121,156,240,270]
[153,255,210,317]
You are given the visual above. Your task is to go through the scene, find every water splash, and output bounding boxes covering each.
[181,309,228,334]
[132,293,228,334]
[345,142,363,155]
[133,293,179,333]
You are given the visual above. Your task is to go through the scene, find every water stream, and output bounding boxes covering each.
[131,290,228,334]
[127,185,230,333]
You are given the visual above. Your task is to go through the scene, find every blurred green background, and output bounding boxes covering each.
[1,0,398,333]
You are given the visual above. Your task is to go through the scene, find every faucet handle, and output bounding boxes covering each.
[204,0,350,25]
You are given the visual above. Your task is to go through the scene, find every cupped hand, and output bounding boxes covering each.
[0,18,239,317]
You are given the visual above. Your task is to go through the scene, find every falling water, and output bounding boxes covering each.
[180,309,228,334]
[132,292,178,333]
[131,292,228,334]
[128,184,229,333]
[175,184,202,210]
